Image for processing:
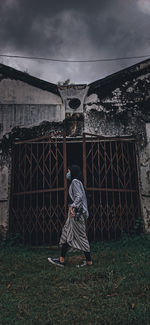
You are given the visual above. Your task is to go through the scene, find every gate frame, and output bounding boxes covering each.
[83,132,141,240]
[9,131,67,245]
[9,131,142,244]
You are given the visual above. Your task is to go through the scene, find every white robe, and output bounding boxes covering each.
[59,179,90,252]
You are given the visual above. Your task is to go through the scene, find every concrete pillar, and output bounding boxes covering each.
[0,156,11,238]
[139,123,150,230]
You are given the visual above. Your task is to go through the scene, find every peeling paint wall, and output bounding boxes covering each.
[84,70,150,137]
[59,84,87,113]
[84,62,150,231]
[58,84,87,137]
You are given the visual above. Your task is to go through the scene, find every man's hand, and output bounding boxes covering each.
[69,206,75,217]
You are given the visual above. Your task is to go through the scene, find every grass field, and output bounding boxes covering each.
[0,234,150,325]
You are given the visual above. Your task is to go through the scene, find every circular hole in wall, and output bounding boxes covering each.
[68,98,81,109]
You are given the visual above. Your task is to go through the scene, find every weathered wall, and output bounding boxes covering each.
[84,60,150,230]
[0,78,65,139]
[0,154,11,237]
[59,84,87,137]
[0,75,64,237]
[84,66,150,137]
[139,123,150,229]
[59,84,87,113]
[0,79,62,105]
[0,104,64,138]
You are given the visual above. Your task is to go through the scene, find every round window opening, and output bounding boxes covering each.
[68,98,81,109]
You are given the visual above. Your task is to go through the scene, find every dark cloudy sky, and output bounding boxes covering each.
[0,0,150,84]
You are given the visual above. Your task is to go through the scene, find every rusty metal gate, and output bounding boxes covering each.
[83,133,141,241]
[10,132,141,244]
[9,133,67,245]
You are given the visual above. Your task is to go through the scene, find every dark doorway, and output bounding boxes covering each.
[67,141,83,170]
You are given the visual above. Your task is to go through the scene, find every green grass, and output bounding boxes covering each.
[1,234,150,325]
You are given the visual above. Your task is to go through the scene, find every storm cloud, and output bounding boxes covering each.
[0,0,150,83]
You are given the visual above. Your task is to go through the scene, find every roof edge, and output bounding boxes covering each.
[88,58,150,89]
[0,63,60,96]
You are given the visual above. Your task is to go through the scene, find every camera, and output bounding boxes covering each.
[74,208,83,221]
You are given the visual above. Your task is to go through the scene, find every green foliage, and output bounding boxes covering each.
[0,233,22,247]
[0,234,150,324]
[57,79,73,86]
[131,218,145,235]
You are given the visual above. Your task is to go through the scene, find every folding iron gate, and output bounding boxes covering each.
[9,133,67,245]
[83,133,141,241]
[10,132,141,244]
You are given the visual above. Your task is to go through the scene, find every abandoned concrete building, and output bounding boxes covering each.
[0,59,150,245]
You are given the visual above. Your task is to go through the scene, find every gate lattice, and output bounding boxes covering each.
[10,133,67,245]
[83,133,141,241]
[10,132,141,244]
